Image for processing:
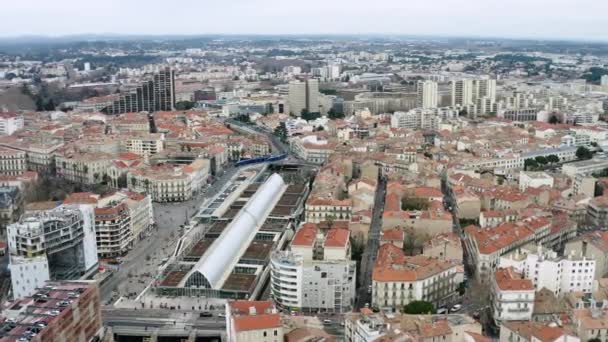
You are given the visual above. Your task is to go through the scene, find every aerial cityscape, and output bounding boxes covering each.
[0,2,608,342]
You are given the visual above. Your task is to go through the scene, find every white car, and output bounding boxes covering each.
[450,304,462,312]
[436,307,448,314]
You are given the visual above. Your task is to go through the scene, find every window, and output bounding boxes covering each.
[274,330,278,336]
[263,331,267,337]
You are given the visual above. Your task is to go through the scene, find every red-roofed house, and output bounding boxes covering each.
[491,267,535,324]
[226,300,283,342]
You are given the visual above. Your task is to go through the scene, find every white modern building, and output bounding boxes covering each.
[518,171,554,191]
[270,224,356,313]
[390,108,439,130]
[0,112,24,135]
[417,80,438,109]
[499,245,595,296]
[288,79,320,115]
[7,205,98,299]
[491,267,535,325]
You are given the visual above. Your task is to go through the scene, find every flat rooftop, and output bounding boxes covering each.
[222,273,258,293]
[242,241,273,262]
[159,271,188,287]
[186,239,216,259]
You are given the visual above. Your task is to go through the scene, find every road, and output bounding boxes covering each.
[355,174,387,310]
[100,165,239,305]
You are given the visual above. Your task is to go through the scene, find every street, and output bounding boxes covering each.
[100,165,240,305]
[355,174,387,310]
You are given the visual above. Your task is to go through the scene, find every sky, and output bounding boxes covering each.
[2,0,607,41]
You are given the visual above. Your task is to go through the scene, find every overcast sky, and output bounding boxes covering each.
[2,0,607,41]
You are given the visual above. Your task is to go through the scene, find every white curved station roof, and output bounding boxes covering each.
[181,173,286,289]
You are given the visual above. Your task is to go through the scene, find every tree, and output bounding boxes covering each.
[175,101,195,110]
[524,158,539,171]
[401,196,430,211]
[403,301,435,314]
[273,122,288,143]
[301,110,321,121]
[548,115,560,124]
[588,339,601,342]
[535,156,548,165]
[546,154,560,164]
[576,146,593,160]
[327,108,345,119]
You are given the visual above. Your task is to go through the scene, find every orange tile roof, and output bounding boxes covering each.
[381,228,405,242]
[324,228,349,248]
[413,187,443,199]
[233,314,281,332]
[63,192,99,205]
[419,320,452,337]
[292,225,317,247]
[373,244,455,282]
[494,267,534,291]
[229,300,275,315]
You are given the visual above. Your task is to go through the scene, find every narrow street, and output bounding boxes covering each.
[355,174,387,310]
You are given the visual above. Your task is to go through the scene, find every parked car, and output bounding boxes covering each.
[199,312,213,317]
[437,307,448,314]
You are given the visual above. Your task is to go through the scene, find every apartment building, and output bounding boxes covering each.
[499,244,595,296]
[562,157,608,177]
[372,243,459,311]
[0,281,102,341]
[499,321,580,342]
[344,310,482,342]
[464,218,552,282]
[225,300,283,342]
[305,196,353,223]
[55,151,113,185]
[270,224,356,313]
[586,195,608,229]
[490,267,535,325]
[0,112,24,135]
[110,112,151,133]
[572,308,608,341]
[120,132,165,157]
[7,205,98,299]
[0,148,26,175]
[0,139,64,174]
[103,67,175,114]
[127,159,210,202]
[519,171,554,191]
[290,135,337,165]
[390,108,440,130]
[64,190,154,257]
[417,80,438,109]
[565,231,608,279]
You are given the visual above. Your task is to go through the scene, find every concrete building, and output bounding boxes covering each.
[226,301,283,342]
[0,281,102,342]
[288,79,320,115]
[103,67,175,114]
[0,112,24,135]
[372,243,459,311]
[390,108,440,130]
[499,244,595,296]
[7,205,98,299]
[270,224,356,313]
[562,157,608,177]
[451,78,496,108]
[519,171,554,191]
[491,267,535,325]
[586,195,608,229]
[120,133,165,157]
[565,231,608,279]
[417,80,438,109]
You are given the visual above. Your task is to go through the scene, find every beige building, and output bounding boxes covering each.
[55,151,113,185]
[127,159,209,202]
[305,196,352,223]
[120,132,165,157]
[572,308,608,342]
[0,148,26,176]
[499,321,579,342]
[372,243,459,310]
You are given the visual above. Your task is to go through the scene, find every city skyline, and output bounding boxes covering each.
[1,0,607,41]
